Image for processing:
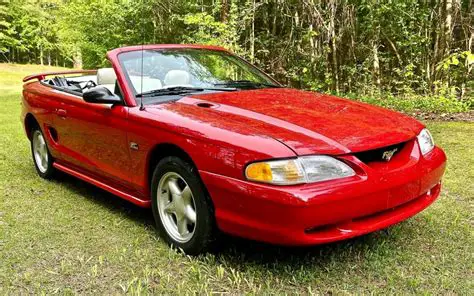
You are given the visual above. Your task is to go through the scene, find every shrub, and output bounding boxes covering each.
[343,92,471,114]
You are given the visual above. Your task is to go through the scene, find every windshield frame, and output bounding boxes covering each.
[116,48,281,105]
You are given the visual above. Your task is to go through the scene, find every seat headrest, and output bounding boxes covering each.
[164,70,191,86]
[97,68,117,85]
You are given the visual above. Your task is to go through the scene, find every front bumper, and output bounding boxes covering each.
[200,146,447,246]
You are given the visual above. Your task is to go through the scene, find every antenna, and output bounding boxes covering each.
[139,45,145,111]
[139,0,145,111]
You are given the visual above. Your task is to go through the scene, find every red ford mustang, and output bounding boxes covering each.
[21,44,446,254]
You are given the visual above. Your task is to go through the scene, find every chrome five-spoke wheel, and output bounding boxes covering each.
[157,172,197,243]
[32,130,49,174]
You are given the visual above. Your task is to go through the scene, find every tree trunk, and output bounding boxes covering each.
[385,36,402,66]
[221,0,230,23]
[329,0,339,92]
[40,47,44,66]
[469,31,473,52]
[445,0,452,54]
[309,24,315,63]
[372,40,381,91]
[426,3,434,91]
[249,0,255,63]
[463,31,473,99]
[431,0,443,84]
[466,0,473,51]
[73,49,82,69]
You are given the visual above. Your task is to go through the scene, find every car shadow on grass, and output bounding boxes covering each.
[52,172,155,226]
[212,228,405,267]
[52,171,419,268]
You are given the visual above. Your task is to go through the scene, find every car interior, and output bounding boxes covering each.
[44,67,192,100]
[44,68,121,97]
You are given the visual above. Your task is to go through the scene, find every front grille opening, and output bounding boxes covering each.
[354,142,406,164]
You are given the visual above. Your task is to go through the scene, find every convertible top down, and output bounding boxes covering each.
[21,44,446,254]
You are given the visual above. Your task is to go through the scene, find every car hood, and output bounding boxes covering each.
[152,88,424,155]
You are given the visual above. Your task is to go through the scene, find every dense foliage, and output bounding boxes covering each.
[0,0,472,111]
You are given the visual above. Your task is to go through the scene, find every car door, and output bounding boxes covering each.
[52,91,132,189]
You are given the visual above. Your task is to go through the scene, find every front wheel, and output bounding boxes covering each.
[31,127,56,179]
[151,156,215,255]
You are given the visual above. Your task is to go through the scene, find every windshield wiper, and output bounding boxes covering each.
[137,86,237,98]
[213,80,281,88]
[137,86,204,98]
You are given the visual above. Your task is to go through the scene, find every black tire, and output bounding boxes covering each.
[30,126,56,179]
[151,156,215,255]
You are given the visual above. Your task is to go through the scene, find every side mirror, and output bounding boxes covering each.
[83,86,122,104]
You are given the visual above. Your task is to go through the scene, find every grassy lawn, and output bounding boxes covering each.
[0,63,472,294]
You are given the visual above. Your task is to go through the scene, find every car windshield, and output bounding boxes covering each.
[118,48,280,102]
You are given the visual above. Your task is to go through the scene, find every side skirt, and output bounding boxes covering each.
[53,162,151,208]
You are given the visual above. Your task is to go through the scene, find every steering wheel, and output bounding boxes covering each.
[82,80,97,90]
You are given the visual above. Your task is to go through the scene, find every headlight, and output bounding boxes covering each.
[417,128,434,155]
[245,155,355,185]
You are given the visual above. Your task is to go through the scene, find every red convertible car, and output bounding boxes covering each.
[21,44,446,254]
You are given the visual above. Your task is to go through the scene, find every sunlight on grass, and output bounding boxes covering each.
[0,64,472,294]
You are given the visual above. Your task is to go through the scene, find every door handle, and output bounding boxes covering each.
[56,108,67,118]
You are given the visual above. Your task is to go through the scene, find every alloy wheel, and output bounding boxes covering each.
[157,172,197,243]
[32,130,49,173]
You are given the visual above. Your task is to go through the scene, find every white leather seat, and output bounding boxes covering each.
[97,68,163,94]
[97,68,117,93]
[129,76,162,93]
[164,70,191,87]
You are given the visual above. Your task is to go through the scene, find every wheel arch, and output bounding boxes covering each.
[24,113,40,140]
[146,142,216,214]
[147,143,203,194]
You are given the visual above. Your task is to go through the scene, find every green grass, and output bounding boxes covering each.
[0,63,473,294]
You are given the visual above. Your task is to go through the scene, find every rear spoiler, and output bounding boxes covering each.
[23,69,97,83]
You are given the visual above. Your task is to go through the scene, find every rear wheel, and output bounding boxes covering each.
[31,127,55,179]
[151,156,215,255]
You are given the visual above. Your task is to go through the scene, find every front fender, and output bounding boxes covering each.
[126,105,295,197]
